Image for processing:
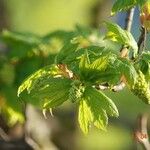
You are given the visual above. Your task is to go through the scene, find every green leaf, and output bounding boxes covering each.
[2,106,24,126]
[137,0,149,7]
[1,30,62,60]
[0,63,15,86]
[85,87,119,118]
[56,42,79,64]
[79,50,90,76]
[78,86,119,133]
[60,46,101,64]
[18,64,72,108]
[18,64,61,96]
[136,52,150,80]
[2,30,41,45]
[0,86,24,126]
[43,30,76,42]
[79,51,120,84]
[78,99,93,134]
[114,58,138,85]
[111,0,147,15]
[60,46,105,77]
[39,78,72,108]
[1,30,41,59]
[55,25,105,65]
[104,22,138,55]
[43,30,76,54]
[75,25,94,37]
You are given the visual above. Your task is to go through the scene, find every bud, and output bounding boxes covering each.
[120,48,128,58]
[140,1,150,31]
[69,80,85,103]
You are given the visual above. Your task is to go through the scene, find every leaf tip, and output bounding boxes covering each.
[110,11,115,16]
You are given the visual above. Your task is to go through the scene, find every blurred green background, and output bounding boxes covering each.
[0,0,150,150]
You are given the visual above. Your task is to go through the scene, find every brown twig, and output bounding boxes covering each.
[138,27,147,54]
[0,127,10,141]
[134,114,150,150]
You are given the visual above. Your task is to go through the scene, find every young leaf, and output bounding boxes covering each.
[114,58,138,86]
[1,30,41,59]
[104,22,138,55]
[136,52,150,80]
[78,86,119,133]
[55,42,79,64]
[79,51,120,84]
[85,87,119,118]
[63,46,105,67]
[43,30,76,42]
[79,50,90,78]
[39,78,72,108]
[78,99,93,134]
[18,64,72,108]
[112,0,147,15]
[18,64,61,96]
[75,25,94,37]
[60,46,105,77]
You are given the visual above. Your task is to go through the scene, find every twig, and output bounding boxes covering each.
[25,136,41,150]
[112,82,126,92]
[134,114,150,150]
[94,83,109,91]
[0,127,10,141]
[95,82,126,92]
[120,8,135,54]
[125,8,135,31]
[138,27,147,54]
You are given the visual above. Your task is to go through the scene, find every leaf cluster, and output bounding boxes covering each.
[1,0,150,133]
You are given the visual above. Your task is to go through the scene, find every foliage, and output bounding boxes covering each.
[0,29,67,125]
[78,87,118,133]
[0,0,150,133]
[111,0,148,15]
[140,1,150,31]
[104,22,138,56]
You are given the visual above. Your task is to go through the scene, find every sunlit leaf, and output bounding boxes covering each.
[114,58,138,86]
[104,22,138,55]
[135,52,150,80]
[79,51,120,84]
[18,64,61,96]
[78,86,119,133]
[112,0,147,15]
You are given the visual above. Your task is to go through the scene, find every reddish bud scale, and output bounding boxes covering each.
[140,1,150,31]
